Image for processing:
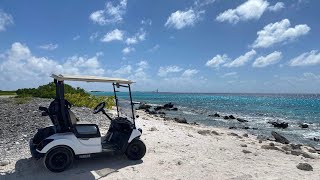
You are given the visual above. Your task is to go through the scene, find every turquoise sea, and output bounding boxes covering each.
[92,92,320,147]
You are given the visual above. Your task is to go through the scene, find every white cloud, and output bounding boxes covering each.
[90,32,99,41]
[252,19,310,48]
[252,51,282,67]
[205,54,229,68]
[141,19,152,26]
[268,2,285,12]
[122,47,135,55]
[216,0,269,24]
[158,66,183,77]
[181,69,199,78]
[0,42,105,82]
[101,29,124,42]
[194,0,216,8]
[165,9,203,29]
[113,65,132,75]
[38,43,58,50]
[125,37,137,45]
[289,50,320,66]
[128,61,150,81]
[303,72,320,80]
[73,35,80,40]
[90,0,127,25]
[224,50,256,67]
[221,72,238,78]
[125,29,146,45]
[148,44,160,52]
[0,10,13,31]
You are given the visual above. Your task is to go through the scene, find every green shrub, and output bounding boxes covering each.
[14,97,32,104]
[65,93,114,109]
[0,90,16,96]
[16,82,88,99]
[16,82,114,109]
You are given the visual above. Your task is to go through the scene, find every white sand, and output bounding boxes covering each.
[1,110,319,180]
[105,110,320,180]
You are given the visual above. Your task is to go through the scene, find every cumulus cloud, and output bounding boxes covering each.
[125,29,146,45]
[73,35,80,40]
[252,51,282,67]
[216,0,269,24]
[221,72,238,78]
[128,61,150,81]
[122,47,135,55]
[90,32,99,41]
[165,9,204,29]
[181,69,199,78]
[0,10,13,31]
[205,54,229,68]
[303,72,320,80]
[0,42,105,82]
[90,0,127,25]
[148,44,160,52]
[252,19,310,48]
[113,65,132,75]
[101,29,124,42]
[268,2,285,12]
[289,50,320,66]
[158,65,183,77]
[224,50,256,67]
[38,43,58,50]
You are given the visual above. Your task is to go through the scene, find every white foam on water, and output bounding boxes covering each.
[182,111,197,115]
[302,130,320,138]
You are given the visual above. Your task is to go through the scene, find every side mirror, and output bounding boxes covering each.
[39,106,48,112]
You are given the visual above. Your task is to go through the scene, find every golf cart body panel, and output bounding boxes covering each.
[37,133,102,155]
[30,74,146,172]
[128,129,142,142]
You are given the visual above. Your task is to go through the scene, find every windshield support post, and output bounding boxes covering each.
[128,84,136,128]
[112,83,120,117]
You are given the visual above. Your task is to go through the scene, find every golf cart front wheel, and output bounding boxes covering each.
[126,139,146,160]
[44,146,74,172]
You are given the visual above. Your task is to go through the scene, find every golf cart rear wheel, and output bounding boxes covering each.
[44,146,74,172]
[125,139,146,160]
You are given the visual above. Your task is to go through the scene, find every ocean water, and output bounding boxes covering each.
[92,92,320,146]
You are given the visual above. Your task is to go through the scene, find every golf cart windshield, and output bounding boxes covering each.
[117,99,136,121]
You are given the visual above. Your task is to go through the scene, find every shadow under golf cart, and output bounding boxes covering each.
[2,154,143,180]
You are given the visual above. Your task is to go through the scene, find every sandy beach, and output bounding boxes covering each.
[1,98,320,180]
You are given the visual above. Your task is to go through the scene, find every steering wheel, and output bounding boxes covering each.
[93,102,105,114]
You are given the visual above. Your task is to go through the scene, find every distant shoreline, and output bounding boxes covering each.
[91,91,320,96]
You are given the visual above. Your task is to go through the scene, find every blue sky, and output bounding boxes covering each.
[0,0,319,93]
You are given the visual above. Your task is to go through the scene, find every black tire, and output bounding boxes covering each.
[125,139,146,160]
[44,146,74,172]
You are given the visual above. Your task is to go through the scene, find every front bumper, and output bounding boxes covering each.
[29,138,44,159]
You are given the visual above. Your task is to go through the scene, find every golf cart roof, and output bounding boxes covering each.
[51,74,134,84]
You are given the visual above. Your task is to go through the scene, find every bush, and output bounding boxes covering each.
[0,90,16,96]
[16,82,114,109]
[14,97,32,104]
[16,82,88,98]
[65,93,114,109]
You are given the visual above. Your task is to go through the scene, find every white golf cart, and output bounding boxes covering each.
[29,74,146,172]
